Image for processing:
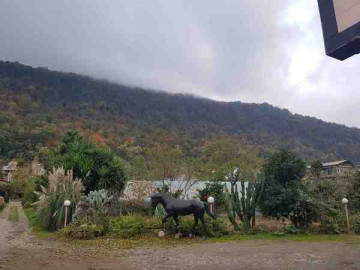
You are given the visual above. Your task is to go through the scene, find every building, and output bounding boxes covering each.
[306,159,355,178]
[31,158,46,176]
[321,160,355,177]
[1,160,18,182]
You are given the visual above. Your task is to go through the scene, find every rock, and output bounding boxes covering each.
[158,230,165,238]
[72,196,90,222]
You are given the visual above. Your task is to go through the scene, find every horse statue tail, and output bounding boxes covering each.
[204,202,217,219]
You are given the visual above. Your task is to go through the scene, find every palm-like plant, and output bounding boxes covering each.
[40,132,128,194]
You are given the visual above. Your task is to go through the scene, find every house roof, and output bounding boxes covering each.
[322,160,353,168]
[2,161,17,172]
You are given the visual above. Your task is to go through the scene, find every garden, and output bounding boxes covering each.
[1,131,360,244]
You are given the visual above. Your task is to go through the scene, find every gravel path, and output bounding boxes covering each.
[0,202,129,270]
[0,202,360,270]
[127,241,360,270]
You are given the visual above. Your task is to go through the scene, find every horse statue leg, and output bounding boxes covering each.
[200,214,206,240]
[173,215,181,238]
[190,215,199,237]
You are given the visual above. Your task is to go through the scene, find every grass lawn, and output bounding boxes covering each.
[8,206,19,222]
[68,232,360,251]
[23,207,53,236]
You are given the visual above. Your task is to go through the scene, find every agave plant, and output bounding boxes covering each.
[87,189,113,212]
[33,167,84,231]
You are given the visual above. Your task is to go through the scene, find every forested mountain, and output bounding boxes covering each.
[1,60,360,163]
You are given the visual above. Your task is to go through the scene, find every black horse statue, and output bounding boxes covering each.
[150,193,216,238]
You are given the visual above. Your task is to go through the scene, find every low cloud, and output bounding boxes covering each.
[0,0,359,127]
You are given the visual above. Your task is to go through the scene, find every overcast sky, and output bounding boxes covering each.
[0,0,359,127]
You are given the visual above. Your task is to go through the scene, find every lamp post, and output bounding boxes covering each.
[207,196,215,214]
[63,200,71,228]
[342,198,350,234]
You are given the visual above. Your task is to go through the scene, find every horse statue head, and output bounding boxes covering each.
[149,193,166,207]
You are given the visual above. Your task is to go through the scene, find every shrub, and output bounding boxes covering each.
[319,221,339,235]
[21,178,38,207]
[0,197,5,212]
[177,216,229,237]
[198,182,226,207]
[33,168,84,231]
[87,189,113,230]
[250,225,271,234]
[108,215,160,238]
[61,222,105,239]
[0,182,11,203]
[8,178,26,198]
[354,217,360,235]
[289,200,319,230]
[67,212,229,239]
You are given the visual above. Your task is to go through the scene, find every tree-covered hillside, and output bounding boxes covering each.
[1,60,360,163]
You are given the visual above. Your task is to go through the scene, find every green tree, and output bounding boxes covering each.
[200,138,263,180]
[62,130,82,145]
[198,181,226,207]
[39,132,128,193]
[310,160,323,177]
[260,149,307,226]
[349,172,360,211]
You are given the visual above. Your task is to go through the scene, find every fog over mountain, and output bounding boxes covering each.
[1,0,359,127]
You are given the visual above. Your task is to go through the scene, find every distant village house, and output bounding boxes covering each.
[31,158,46,176]
[307,159,355,178]
[1,160,18,182]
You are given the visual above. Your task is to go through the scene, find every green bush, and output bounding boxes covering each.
[108,215,160,238]
[319,221,339,235]
[0,182,13,202]
[107,214,229,239]
[316,207,360,234]
[64,213,229,239]
[61,222,105,239]
[176,216,229,237]
[21,179,38,207]
[354,218,360,235]
[198,182,226,207]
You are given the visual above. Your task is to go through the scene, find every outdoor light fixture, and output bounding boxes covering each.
[207,196,215,213]
[63,200,71,227]
[317,0,360,60]
[64,200,71,207]
[207,196,215,204]
[342,197,350,234]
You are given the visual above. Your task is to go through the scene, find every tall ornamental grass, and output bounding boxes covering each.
[33,167,83,231]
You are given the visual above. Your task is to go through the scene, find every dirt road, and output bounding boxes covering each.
[1,202,360,270]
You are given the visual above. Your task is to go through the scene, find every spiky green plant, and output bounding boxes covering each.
[226,169,264,231]
[33,167,84,231]
[87,189,113,212]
